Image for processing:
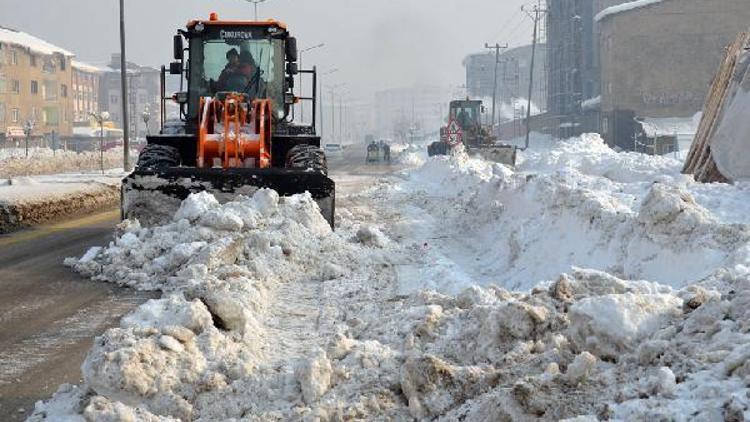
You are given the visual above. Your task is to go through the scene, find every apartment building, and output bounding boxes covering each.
[0,26,74,141]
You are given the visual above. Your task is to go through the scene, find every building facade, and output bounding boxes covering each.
[99,54,161,138]
[71,61,102,125]
[597,0,750,149]
[0,26,75,141]
[373,85,446,139]
[464,44,547,123]
[544,0,633,137]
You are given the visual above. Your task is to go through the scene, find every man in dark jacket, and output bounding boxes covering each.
[217,48,241,91]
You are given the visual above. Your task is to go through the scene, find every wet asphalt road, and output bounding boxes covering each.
[0,210,156,420]
[0,143,401,420]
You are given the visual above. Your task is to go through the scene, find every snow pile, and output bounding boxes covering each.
[0,147,135,178]
[33,189,401,420]
[30,133,750,420]
[391,142,429,167]
[392,133,749,291]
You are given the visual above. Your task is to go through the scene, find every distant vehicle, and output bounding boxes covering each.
[366,142,381,164]
[325,144,344,152]
[428,99,517,166]
[325,143,344,154]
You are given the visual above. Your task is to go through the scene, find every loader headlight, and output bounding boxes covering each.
[195,22,205,32]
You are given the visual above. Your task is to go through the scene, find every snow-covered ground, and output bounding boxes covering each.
[0,171,124,233]
[31,134,750,420]
[0,147,135,178]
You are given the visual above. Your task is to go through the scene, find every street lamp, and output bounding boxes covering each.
[142,106,151,136]
[328,83,347,144]
[22,120,34,158]
[319,68,338,140]
[246,0,268,21]
[299,43,325,123]
[91,111,110,173]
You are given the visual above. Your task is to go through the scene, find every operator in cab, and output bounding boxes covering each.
[217,48,241,91]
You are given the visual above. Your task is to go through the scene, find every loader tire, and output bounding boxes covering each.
[285,144,328,176]
[136,144,181,170]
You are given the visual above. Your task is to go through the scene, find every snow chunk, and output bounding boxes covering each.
[565,351,597,385]
[356,225,389,247]
[569,293,682,359]
[295,349,333,404]
[174,192,220,222]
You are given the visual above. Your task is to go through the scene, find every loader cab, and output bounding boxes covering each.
[449,100,482,130]
[178,17,298,127]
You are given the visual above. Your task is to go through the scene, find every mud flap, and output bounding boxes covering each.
[122,167,336,228]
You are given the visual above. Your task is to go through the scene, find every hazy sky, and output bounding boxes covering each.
[3,0,534,98]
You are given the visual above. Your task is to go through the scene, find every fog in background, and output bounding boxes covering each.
[3,0,533,99]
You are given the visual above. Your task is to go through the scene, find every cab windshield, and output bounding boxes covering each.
[450,104,479,128]
[189,29,285,119]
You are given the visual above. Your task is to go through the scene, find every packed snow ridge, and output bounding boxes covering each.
[32,134,750,420]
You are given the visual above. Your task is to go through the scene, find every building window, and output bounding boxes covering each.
[31,80,38,94]
[10,48,17,65]
[61,84,68,98]
[30,54,37,67]
[0,78,5,94]
[0,103,5,123]
[42,57,55,73]
[43,107,59,125]
[11,80,20,94]
[43,80,57,100]
[59,56,66,70]
[110,94,118,104]
[11,108,20,123]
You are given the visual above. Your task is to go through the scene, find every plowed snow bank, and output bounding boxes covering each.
[0,147,136,178]
[30,134,750,420]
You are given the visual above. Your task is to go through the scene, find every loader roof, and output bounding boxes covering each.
[187,13,288,31]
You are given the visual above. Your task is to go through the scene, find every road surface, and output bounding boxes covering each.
[0,143,402,420]
[0,209,156,420]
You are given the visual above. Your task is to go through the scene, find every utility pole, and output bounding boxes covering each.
[339,96,343,144]
[485,42,508,130]
[328,83,345,143]
[523,1,545,150]
[319,68,338,140]
[330,89,336,143]
[119,0,130,170]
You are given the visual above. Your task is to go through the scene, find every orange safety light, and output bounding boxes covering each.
[209,12,219,21]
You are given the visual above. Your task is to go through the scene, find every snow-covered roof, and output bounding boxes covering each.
[595,0,666,22]
[637,115,700,138]
[0,26,74,57]
[72,60,106,74]
[581,96,601,111]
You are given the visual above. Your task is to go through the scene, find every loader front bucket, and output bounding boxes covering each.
[122,167,336,227]
[469,145,518,167]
